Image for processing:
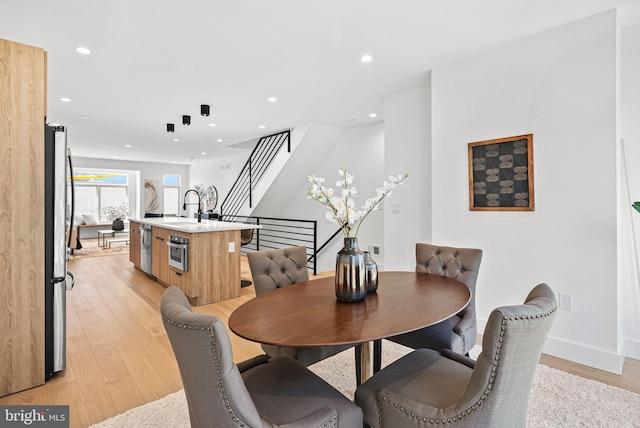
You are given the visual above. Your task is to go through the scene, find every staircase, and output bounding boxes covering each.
[220,130,291,218]
[218,122,359,272]
[220,123,346,220]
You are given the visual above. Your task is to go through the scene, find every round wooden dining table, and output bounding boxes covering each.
[229,271,470,381]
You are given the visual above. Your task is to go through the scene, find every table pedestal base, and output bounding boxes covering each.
[359,339,383,383]
[360,341,372,383]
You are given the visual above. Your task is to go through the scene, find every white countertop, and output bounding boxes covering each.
[130,217,260,234]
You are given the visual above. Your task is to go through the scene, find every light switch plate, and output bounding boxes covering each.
[558,292,573,311]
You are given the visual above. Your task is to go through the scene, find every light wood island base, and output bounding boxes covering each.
[130,219,254,305]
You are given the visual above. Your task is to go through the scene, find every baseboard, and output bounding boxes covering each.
[624,338,640,360]
[477,319,625,374]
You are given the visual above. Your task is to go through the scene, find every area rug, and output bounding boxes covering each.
[91,341,640,427]
[70,237,130,259]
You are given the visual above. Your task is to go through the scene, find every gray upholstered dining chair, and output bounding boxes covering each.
[387,243,483,356]
[161,285,363,428]
[247,246,363,378]
[355,283,557,428]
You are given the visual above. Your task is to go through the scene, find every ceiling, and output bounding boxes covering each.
[2,0,639,165]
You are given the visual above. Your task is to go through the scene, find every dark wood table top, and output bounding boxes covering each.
[229,271,470,347]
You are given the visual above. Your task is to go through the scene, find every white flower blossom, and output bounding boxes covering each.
[102,203,129,220]
[307,166,408,237]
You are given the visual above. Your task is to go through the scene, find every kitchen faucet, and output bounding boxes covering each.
[183,189,202,223]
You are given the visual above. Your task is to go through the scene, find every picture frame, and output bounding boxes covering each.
[468,134,534,211]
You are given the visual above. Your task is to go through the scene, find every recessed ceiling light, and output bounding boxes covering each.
[201,152,206,155]
[112,156,118,159]
[268,97,277,102]
[216,139,223,142]
[60,97,71,102]
[173,139,179,142]
[258,125,266,129]
[125,144,131,148]
[81,115,89,119]
[172,161,176,163]
[209,123,217,127]
[369,113,377,118]
[360,54,373,63]
[75,47,91,55]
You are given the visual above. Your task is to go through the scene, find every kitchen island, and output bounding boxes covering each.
[129,218,259,305]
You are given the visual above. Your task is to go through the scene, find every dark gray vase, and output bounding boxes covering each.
[364,251,378,293]
[111,218,124,231]
[335,237,367,303]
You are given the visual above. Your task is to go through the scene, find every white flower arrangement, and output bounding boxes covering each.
[307,167,409,238]
[102,203,129,220]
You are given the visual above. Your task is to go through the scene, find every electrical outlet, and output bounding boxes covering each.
[558,292,573,311]
[368,245,382,257]
[228,241,235,253]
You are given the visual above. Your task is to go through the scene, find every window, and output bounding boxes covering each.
[163,174,181,216]
[71,170,129,222]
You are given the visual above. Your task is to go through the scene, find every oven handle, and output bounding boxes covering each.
[167,241,188,250]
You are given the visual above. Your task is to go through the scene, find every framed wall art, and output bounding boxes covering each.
[468,134,534,211]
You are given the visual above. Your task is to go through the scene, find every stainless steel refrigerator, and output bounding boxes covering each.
[44,125,75,380]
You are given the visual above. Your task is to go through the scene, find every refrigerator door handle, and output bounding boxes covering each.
[53,129,68,281]
[67,147,75,250]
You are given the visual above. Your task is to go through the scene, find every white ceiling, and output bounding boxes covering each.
[2,0,639,165]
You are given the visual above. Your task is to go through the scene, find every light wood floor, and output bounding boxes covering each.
[1,253,638,427]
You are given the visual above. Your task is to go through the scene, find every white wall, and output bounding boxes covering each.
[430,10,621,372]
[621,23,640,359]
[74,157,189,219]
[188,151,249,217]
[383,84,432,271]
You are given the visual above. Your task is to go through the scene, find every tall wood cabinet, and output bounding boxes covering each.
[0,38,47,396]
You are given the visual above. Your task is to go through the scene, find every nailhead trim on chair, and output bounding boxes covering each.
[162,315,249,427]
[376,305,557,426]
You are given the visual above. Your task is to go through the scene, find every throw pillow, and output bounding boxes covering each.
[73,214,85,226]
[82,213,98,225]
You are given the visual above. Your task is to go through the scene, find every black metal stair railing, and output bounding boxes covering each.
[224,212,343,276]
[220,130,291,219]
[222,214,319,275]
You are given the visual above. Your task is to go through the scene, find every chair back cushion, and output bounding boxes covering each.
[416,243,482,317]
[247,246,310,296]
[415,243,482,289]
[461,283,557,426]
[161,286,262,428]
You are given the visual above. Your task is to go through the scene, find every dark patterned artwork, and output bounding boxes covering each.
[468,134,534,211]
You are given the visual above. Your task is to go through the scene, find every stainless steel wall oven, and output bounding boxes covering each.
[168,235,188,271]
